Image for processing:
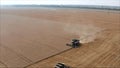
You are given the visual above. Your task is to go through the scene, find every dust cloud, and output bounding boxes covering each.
[64,23,103,43]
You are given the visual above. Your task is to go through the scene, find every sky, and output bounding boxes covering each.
[1,0,120,6]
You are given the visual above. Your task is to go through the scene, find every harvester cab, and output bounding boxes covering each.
[66,39,81,48]
[54,63,70,68]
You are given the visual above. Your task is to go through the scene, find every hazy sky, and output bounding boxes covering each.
[1,0,120,6]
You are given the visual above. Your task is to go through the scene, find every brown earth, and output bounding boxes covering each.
[0,7,120,68]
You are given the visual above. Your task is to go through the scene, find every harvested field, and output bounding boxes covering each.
[0,7,120,68]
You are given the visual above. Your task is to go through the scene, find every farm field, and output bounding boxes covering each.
[0,7,120,68]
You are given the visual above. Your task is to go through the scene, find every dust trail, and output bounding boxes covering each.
[64,23,103,43]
